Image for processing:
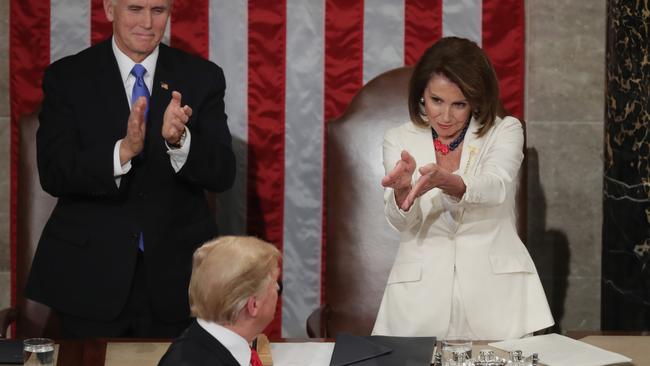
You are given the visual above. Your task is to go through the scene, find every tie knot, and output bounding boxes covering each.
[131,64,147,79]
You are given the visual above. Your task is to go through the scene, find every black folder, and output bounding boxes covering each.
[329,333,436,366]
[0,340,23,364]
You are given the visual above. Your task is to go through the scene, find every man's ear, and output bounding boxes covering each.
[246,296,260,317]
[103,0,115,22]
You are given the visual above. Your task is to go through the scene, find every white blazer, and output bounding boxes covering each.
[372,116,554,340]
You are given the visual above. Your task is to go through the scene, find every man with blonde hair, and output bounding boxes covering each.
[159,236,281,366]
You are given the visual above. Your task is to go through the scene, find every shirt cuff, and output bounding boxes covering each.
[114,140,133,187]
[166,126,191,172]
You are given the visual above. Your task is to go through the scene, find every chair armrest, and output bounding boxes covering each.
[306,304,331,338]
[0,307,18,338]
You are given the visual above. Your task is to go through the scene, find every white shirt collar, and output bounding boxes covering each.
[111,36,159,86]
[196,318,252,366]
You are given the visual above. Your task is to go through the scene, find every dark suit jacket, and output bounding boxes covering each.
[158,320,241,366]
[25,39,236,322]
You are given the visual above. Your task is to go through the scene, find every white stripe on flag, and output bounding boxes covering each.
[442,0,483,46]
[50,0,90,62]
[210,0,248,236]
[363,0,404,84]
[283,0,325,338]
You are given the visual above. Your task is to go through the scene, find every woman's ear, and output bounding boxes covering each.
[419,97,429,121]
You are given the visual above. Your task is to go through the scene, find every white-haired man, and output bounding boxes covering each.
[26,0,235,338]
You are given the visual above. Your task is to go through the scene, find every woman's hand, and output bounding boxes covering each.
[402,163,467,209]
[381,150,416,209]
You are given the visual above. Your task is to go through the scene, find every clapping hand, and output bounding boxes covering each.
[402,163,450,210]
[163,91,192,146]
[382,150,416,210]
[120,96,147,164]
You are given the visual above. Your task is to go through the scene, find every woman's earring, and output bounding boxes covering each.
[418,97,429,122]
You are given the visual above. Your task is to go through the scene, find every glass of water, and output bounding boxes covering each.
[441,338,472,366]
[23,338,54,366]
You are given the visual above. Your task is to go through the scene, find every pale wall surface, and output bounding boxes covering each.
[525,0,605,332]
[0,1,607,332]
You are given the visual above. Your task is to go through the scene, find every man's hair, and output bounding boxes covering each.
[408,36,501,137]
[188,236,281,324]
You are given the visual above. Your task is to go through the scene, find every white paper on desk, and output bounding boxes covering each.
[271,342,335,366]
[489,333,632,366]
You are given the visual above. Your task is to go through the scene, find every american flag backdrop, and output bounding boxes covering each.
[9,0,524,338]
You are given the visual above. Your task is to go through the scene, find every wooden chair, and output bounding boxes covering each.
[306,66,527,337]
[0,109,60,338]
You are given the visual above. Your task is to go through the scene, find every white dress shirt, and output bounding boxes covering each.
[111,37,191,186]
[196,318,252,366]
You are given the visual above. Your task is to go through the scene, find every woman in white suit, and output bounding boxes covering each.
[372,37,553,340]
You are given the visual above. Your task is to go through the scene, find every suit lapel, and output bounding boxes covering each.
[92,40,131,138]
[458,116,486,175]
[140,44,174,174]
[405,123,435,169]
[149,44,175,136]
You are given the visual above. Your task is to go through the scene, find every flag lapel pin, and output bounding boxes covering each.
[160,82,169,90]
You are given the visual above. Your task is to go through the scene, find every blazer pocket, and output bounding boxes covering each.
[489,254,535,274]
[387,262,422,285]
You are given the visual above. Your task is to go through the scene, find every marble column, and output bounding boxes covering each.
[602,0,650,330]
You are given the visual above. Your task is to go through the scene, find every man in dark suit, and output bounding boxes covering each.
[158,236,281,366]
[25,0,236,338]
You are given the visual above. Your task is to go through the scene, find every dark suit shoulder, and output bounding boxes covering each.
[160,43,222,72]
[158,322,240,366]
[45,39,113,78]
[158,44,224,86]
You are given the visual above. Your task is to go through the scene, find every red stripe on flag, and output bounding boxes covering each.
[91,0,112,45]
[9,0,50,331]
[171,0,209,58]
[324,0,364,121]
[323,0,364,306]
[482,0,525,118]
[248,0,286,339]
[404,0,442,66]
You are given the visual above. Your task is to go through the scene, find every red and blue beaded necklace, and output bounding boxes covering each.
[431,122,470,155]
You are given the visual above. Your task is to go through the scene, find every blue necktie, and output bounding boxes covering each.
[130,64,150,120]
[131,64,149,251]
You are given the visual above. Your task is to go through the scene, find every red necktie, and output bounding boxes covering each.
[250,349,263,366]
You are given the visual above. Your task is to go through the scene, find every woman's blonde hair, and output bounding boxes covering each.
[188,236,281,324]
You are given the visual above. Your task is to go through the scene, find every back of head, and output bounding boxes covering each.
[188,236,281,324]
[408,36,500,136]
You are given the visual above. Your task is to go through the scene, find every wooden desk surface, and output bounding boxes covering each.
[52,339,171,366]
[45,335,648,366]
[579,335,647,366]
